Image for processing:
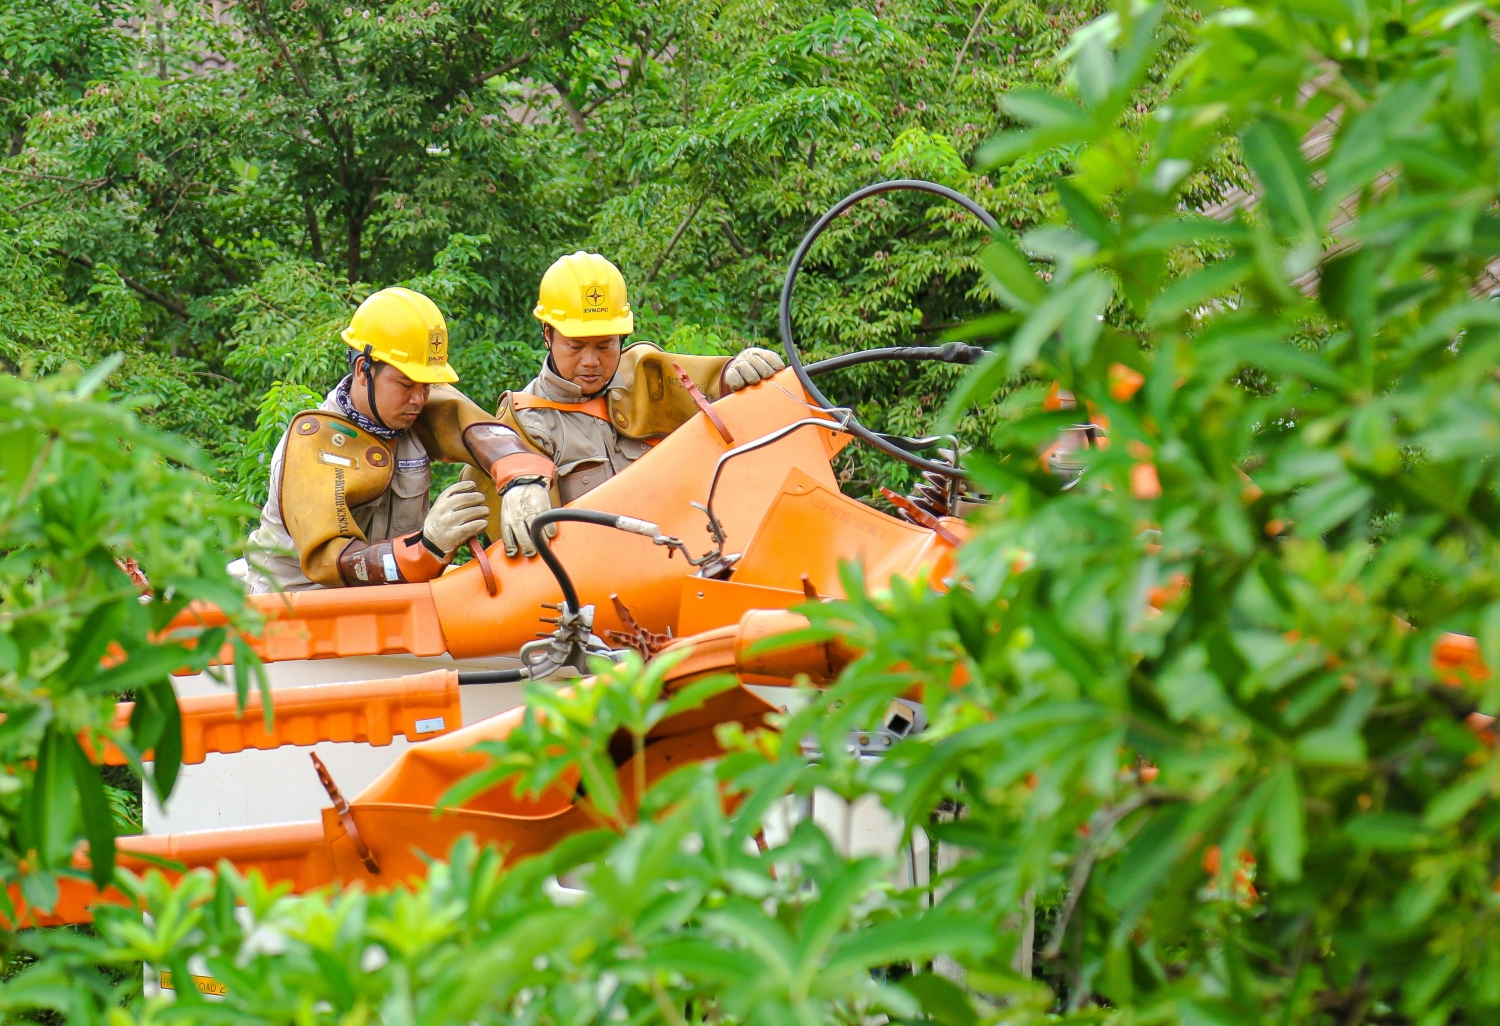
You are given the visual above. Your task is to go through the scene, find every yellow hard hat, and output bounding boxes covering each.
[533,251,634,337]
[340,287,458,384]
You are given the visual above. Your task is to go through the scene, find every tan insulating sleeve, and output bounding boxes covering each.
[607,342,733,440]
[280,412,396,587]
[461,392,562,541]
[410,384,505,469]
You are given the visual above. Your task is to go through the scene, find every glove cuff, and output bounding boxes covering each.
[336,539,399,586]
[491,452,557,491]
[501,474,548,496]
[393,532,449,583]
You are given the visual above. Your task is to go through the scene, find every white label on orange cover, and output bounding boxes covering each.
[414,716,446,734]
[319,450,354,467]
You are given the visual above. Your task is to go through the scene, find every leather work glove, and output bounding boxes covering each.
[422,480,491,556]
[722,347,785,391]
[501,478,556,558]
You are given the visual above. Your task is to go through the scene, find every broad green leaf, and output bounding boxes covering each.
[979,236,1046,311]
[1147,254,1254,324]
[1241,120,1318,242]
[1263,763,1304,881]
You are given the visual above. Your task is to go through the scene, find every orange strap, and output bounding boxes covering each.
[509,392,612,423]
[491,452,557,490]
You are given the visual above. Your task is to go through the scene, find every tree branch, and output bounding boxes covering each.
[245,0,350,190]
[720,219,750,259]
[1042,791,1175,960]
[647,195,708,283]
[6,176,111,214]
[948,0,995,91]
[550,78,590,138]
[469,51,530,87]
[59,251,190,320]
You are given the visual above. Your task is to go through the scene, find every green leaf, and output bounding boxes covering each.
[1056,180,1115,247]
[897,973,978,1026]
[69,734,116,888]
[1263,763,1304,881]
[979,236,1046,311]
[824,915,994,975]
[1240,120,1318,241]
[1001,90,1089,129]
[24,726,79,868]
[938,350,1010,433]
[1424,765,1496,828]
[1147,254,1253,324]
[1346,813,1431,851]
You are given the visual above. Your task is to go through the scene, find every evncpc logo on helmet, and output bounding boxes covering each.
[581,283,609,315]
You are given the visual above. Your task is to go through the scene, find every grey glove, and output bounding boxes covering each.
[422,480,490,556]
[723,347,785,391]
[500,479,555,558]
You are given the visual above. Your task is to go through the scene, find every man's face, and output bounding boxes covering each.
[356,361,430,429]
[546,326,622,393]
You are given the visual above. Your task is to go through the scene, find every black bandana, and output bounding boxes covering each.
[333,375,401,440]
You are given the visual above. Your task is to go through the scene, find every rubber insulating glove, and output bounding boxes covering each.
[501,479,556,558]
[723,347,785,391]
[422,480,490,555]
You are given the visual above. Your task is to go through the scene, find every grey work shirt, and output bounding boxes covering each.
[514,360,654,503]
[244,384,434,593]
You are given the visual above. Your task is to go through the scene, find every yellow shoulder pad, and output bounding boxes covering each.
[280,412,394,585]
[608,342,732,439]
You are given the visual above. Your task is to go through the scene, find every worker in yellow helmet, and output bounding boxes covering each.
[468,252,785,558]
[244,287,532,592]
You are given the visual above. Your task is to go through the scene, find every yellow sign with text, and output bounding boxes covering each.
[159,970,228,997]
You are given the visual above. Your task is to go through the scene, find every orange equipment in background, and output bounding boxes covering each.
[20,180,997,929]
[170,370,962,669]
[18,611,856,927]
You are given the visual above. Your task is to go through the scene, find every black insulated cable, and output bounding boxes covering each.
[779,179,999,480]
[803,341,988,377]
[456,667,527,685]
[529,508,624,614]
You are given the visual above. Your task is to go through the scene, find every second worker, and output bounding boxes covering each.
[471,251,786,557]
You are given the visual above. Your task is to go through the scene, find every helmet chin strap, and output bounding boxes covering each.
[361,345,392,431]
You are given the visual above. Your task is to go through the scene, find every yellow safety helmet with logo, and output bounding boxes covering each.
[340,286,459,384]
[533,251,634,338]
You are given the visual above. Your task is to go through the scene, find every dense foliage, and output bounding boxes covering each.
[0,0,1120,501]
[0,360,262,938]
[5,0,1500,1023]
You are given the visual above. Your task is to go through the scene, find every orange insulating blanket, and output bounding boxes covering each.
[162,371,965,665]
[13,611,852,927]
[95,670,463,765]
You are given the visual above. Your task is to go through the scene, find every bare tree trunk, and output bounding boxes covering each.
[347,215,362,283]
[551,79,589,138]
[1013,888,1035,979]
[304,197,324,263]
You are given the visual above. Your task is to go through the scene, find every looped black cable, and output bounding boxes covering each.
[779,179,999,480]
[529,508,625,615]
[804,340,989,377]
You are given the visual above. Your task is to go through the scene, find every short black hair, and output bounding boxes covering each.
[347,349,387,376]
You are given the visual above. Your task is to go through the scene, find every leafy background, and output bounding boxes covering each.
[0,0,1125,504]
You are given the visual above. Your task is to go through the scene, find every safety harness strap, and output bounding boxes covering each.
[508,392,612,423]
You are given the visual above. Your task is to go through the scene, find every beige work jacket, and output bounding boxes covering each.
[244,382,492,593]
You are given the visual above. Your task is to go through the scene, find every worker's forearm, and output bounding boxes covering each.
[335,534,447,586]
[463,423,557,488]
